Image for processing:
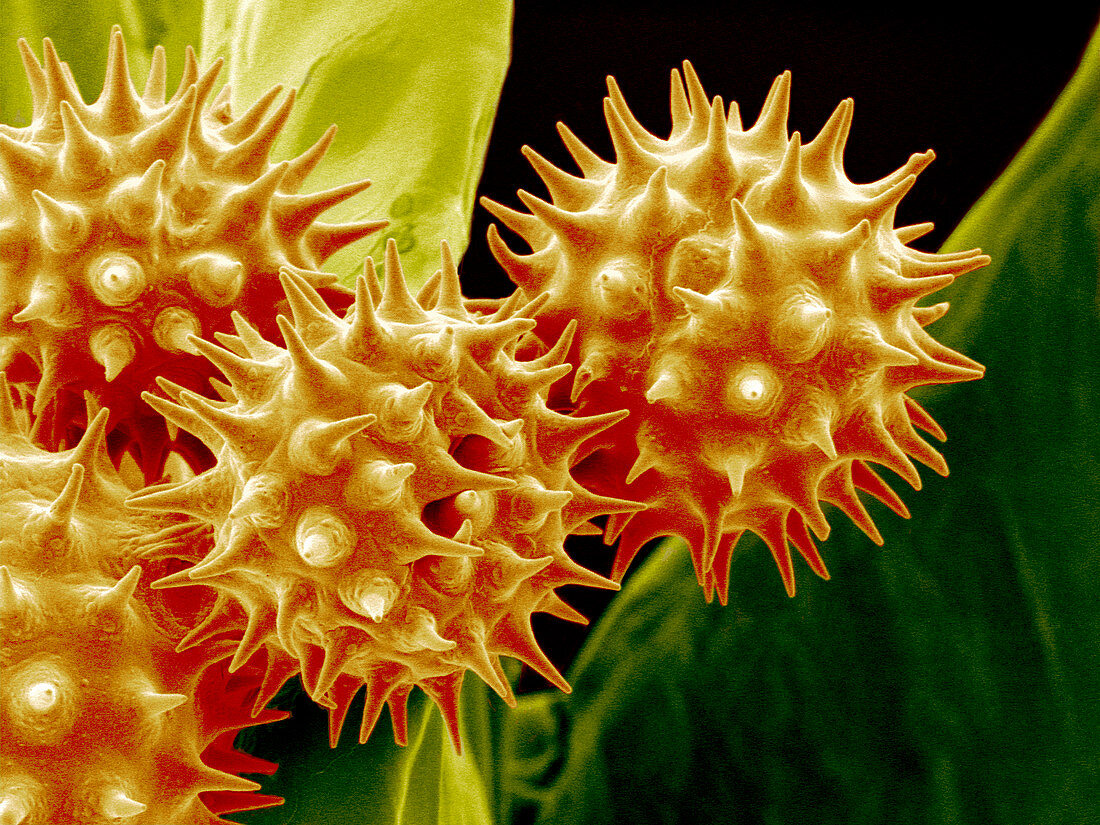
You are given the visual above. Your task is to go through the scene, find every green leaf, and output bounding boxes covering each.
[228,677,505,825]
[510,23,1100,825]
[199,0,512,287]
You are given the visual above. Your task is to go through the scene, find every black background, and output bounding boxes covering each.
[461,3,1099,685]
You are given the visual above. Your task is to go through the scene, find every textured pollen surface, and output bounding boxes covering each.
[0,28,384,481]
[128,240,634,750]
[0,374,283,823]
[483,63,989,602]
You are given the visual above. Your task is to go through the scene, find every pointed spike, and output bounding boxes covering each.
[863,174,917,223]
[220,160,288,237]
[220,84,284,143]
[531,319,577,370]
[436,240,465,316]
[139,690,189,716]
[68,406,110,472]
[905,251,991,279]
[555,120,610,177]
[416,269,441,309]
[281,124,337,194]
[186,58,226,141]
[904,395,947,441]
[33,190,89,252]
[760,518,796,597]
[852,460,910,519]
[13,281,64,324]
[97,26,142,129]
[188,524,254,581]
[731,198,769,259]
[373,238,428,321]
[141,391,220,448]
[521,145,594,210]
[751,70,792,147]
[803,412,838,460]
[346,273,390,355]
[492,614,571,694]
[538,591,589,625]
[47,463,84,524]
[130,85,196,163]
[669,67,691,136]
[165,46,198,105]
[174,597,232,652]
[819,465,884,546]
[868,149,935,194]
[847,324,920,367]
[31,353,63,417]
[90,325,136,382]
[724,455,751,497]
[787,510,830,581]
[18,38,48,118]
[680,60,711,142]
[543,408,629,459]
[142,45,167,105]
[894,424,950,477]
[278,268,341,333]
[273,177,373,237]
[99,788,147,819]
[877,273,956,307]
[304,219,388,265]
[479,195,550,249]
[91,565,141,617]
[42,37,85,111]
[251,654,299,718]
[109,159,167,237]
[486,224,548,294]
[516,189,598,246]
[896,221,935,243]
[775,130,805,195]
[420,673,465,754]
[179,388,258,448]
[357,672,401,744]
[803,98,853,174]
[0,131,48,177]
[216,88,297,176]
[626,445,659,485]
[605,75,660,150]
[277,315,344,391]
[387,684,413,746]
[230,310,282,360]
[59,101,112,181]
[645,371,679,403]
[603,96,656,173]
[700,94,737,180]
[208,80,232,122]
[862,417,924,491]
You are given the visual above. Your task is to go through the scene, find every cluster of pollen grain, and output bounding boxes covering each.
[483,61,989,601]
[128,239,638,750]
[0,27,384,481]
[0,375,285,823]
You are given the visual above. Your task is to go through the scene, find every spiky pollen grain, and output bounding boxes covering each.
[0,27,384,482]
[484,62,988,603]
[128,241,634,750]
[0,374,285,823]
